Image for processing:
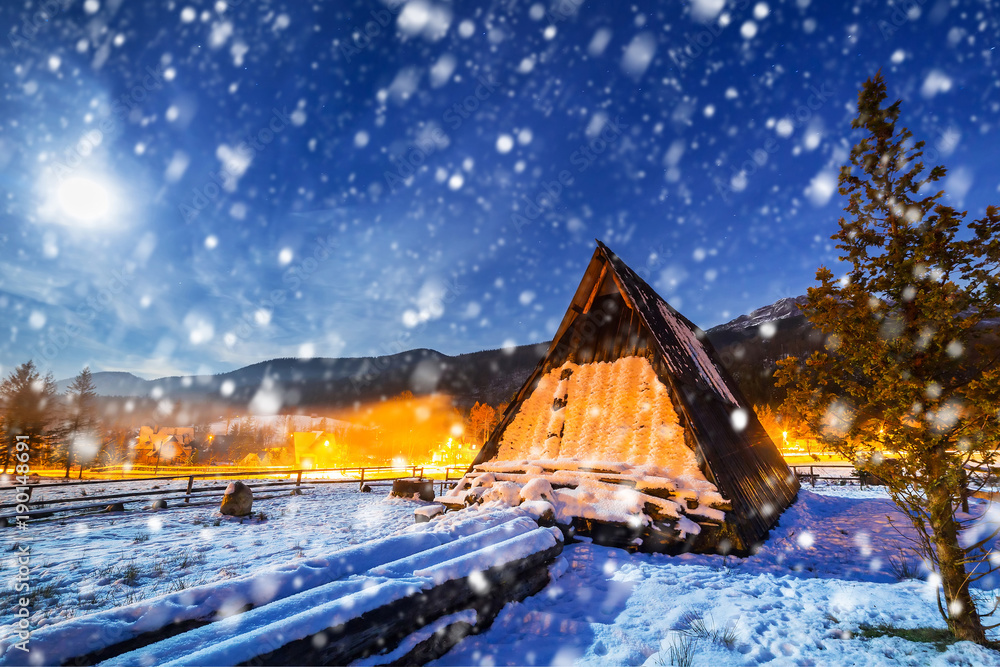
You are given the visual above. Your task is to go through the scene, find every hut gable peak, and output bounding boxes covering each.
[468,240,799,554]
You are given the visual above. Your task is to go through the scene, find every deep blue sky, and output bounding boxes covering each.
[1,0,998,380]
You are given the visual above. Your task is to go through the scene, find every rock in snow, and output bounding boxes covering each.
[220,481,253,516]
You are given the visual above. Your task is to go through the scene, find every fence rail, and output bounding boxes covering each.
[0,464,469,526]
[789,463,867,488]
[1,464,468,488]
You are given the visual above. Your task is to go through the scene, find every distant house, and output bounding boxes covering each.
[292,431,344,468]
[134,427,195,465]
[429,438,478,467]
[291,420,381,468]
[238,452,263,467]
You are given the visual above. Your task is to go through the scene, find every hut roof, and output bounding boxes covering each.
[473,241,798,550]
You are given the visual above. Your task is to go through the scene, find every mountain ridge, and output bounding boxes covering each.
[57,296,812,410]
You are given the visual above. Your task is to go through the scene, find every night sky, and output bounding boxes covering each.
[1,0,998,381]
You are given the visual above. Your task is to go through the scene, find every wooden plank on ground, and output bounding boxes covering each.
[244,540,562,666]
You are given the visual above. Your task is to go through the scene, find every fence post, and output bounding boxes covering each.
[810,466,815,487]
[296,471,302,488]
[185,476,194,503]
[359,468,365,491]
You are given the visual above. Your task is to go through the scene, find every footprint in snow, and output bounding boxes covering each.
[755,648,776,661]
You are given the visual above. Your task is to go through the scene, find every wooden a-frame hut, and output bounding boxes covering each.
[456,241,798,555]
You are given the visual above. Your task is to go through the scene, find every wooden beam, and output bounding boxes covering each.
[581,262,608,314]
[247,543,563,666]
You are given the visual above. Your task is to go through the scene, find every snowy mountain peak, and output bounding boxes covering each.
[709,295,809,334]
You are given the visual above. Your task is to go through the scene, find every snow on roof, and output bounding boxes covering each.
[207,415,357,436]
[603,244,739,406]
[655,301,739,406]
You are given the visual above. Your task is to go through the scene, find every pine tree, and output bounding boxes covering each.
[0,361,60,472]
[64,366,99,477]
[776,72,1000,644]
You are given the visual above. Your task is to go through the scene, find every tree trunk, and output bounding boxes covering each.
[927,449,987,644]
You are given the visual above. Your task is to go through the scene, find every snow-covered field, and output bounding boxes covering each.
[0,479,416,643]
[435,486,1000,667]
[3,480,999,666]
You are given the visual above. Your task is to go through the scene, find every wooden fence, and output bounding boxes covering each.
[789,463,862,487]
[0,465,467,526]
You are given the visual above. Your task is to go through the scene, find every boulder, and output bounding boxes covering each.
[105,502,126,512]
[221,481,253,516]
[150,499,168,510]
[360,484,372,493]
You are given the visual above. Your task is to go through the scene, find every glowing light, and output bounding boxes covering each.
[56,176,115,224]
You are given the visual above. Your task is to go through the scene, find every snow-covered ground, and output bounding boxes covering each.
[3,480,999,666]
[434,487,1000,667]
[0,479,416,643]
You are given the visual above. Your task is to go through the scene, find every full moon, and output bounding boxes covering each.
[56,176,112,223]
